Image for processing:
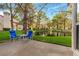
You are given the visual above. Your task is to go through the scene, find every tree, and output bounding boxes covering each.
[52,14,62,36]
[47,20,52,35]
[0,3,18,29]
[17,3,34,33]
[51,12,71,36]
[58,12,71,36]
[59,12,67,36]
[36,11,47,29]
[32,3,48,29]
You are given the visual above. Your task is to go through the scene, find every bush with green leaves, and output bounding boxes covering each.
[3,28,10,31]
[34,28,49,35]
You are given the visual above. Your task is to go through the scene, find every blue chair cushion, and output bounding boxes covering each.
[26,30,33,39]
[9,30,17,39]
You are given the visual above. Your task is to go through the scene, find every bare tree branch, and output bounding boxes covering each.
[29,3,48,18]
[17,3,24,11]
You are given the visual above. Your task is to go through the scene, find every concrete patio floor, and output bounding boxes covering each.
[0,40,73,56]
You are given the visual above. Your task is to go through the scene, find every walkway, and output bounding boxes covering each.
[0,40,73,56]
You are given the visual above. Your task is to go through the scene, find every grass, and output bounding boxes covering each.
[0,31,9,41]
[32,35,71,47]
[0,31,71,47]
[0,31,23,42]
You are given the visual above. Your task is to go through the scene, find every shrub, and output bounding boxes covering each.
[3,28,10,31]
[34,28,49,35]
[47,33,55,36]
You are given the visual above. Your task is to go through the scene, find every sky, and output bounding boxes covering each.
[33,3,68,19]
[77,4,79,12]
[0,3,79,19]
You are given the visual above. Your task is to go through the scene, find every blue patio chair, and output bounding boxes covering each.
[9,29,17,41]
[26,30,33,39]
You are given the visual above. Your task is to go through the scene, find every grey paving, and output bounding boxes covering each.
[0,40,73,56]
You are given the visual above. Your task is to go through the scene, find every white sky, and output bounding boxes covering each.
[77,4,79,13]
[0,11,3,16]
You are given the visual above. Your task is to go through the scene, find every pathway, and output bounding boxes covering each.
[0,40,73,56]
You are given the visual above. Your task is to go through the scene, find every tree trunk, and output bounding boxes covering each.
[23,7,28,33]
[10,3,14,30]
[63,19,66,36]
[37,15,40,30]
[23,13,27,33]
[57,21,58,36]
[11,14,14,30]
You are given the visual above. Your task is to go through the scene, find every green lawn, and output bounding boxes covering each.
[32,35,71,47]
[0,31,71,47]
[0,31,23,42]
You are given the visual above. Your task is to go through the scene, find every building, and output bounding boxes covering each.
[72,3,79,55]
[0,15,3,30]
[0,12,23,30]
